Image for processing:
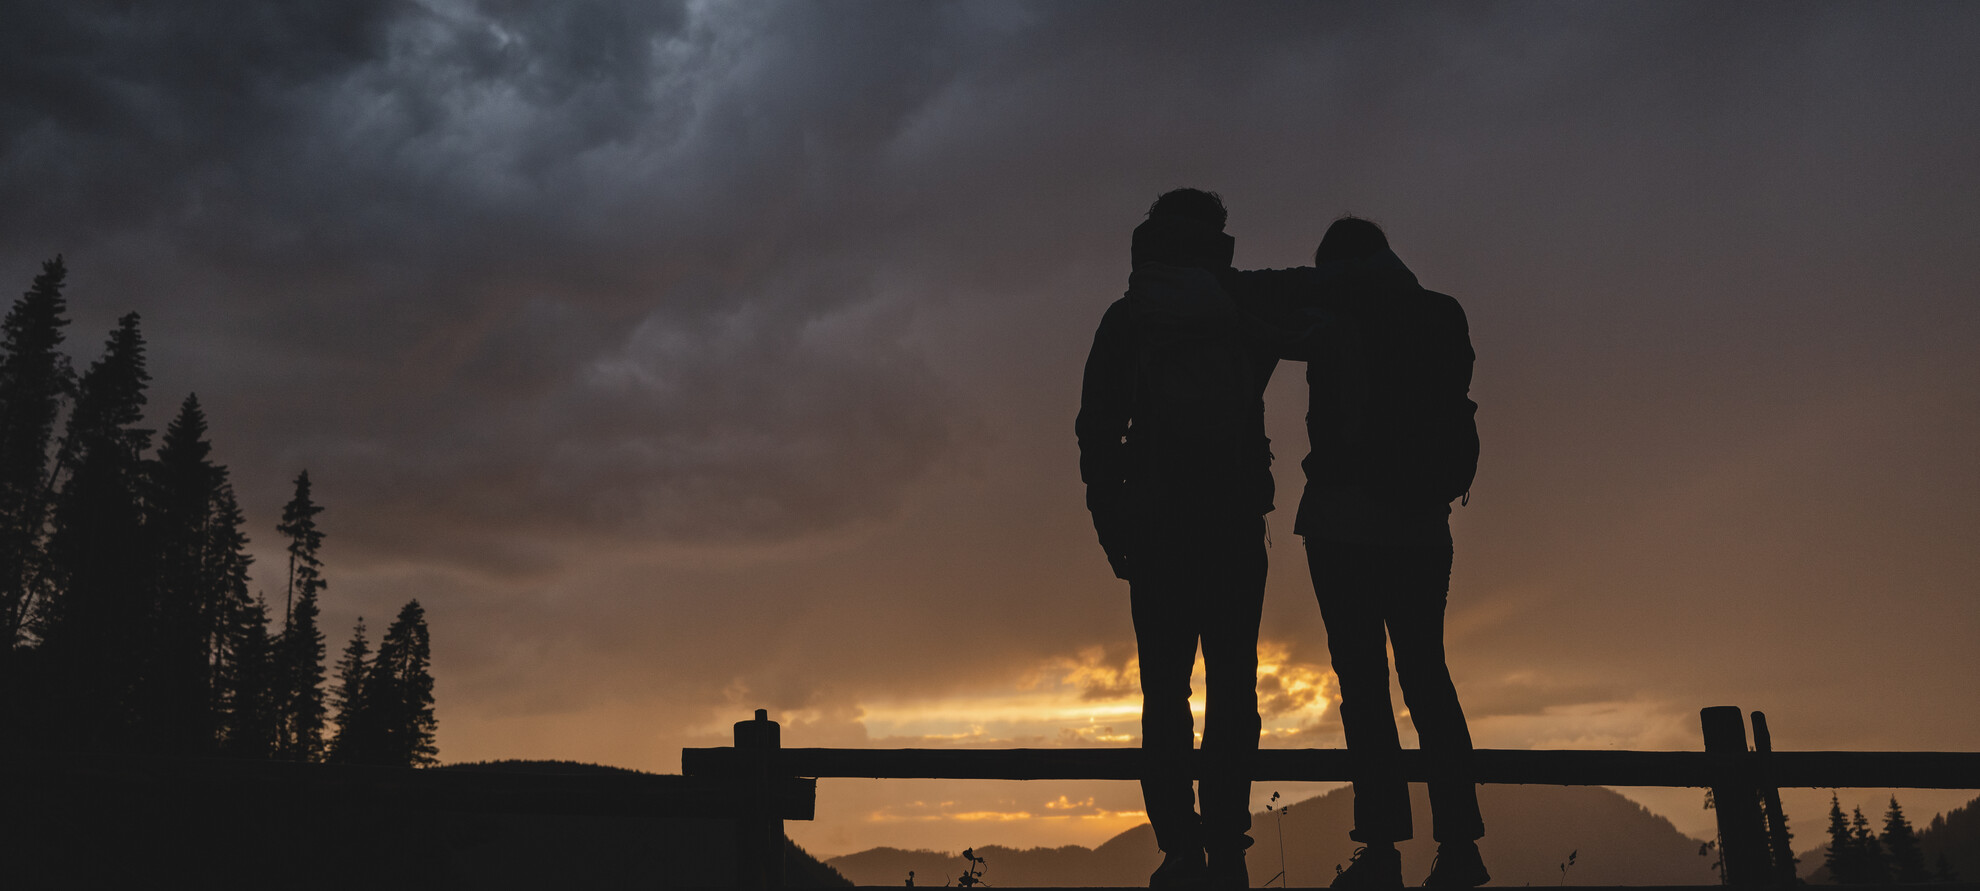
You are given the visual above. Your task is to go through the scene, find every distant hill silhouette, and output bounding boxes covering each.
[5,756,849,888]
[830,785,1717,886]
[1920,796,1980,882]
[1800,794,1980,883]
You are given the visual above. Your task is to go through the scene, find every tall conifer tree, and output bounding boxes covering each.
[277,585,326,761]
[327,617,370,763]
[273,471,326,761]
[0,255,74,648]
[365,599,437,767]
[220,593,279,759]
[1852,806,1890,884]
[206,482,268,752]
[39,313,151,749]
[143,394,226,753]
[275,470,323,629]
[1825,793,1853,882]
[1884,797,1929,883]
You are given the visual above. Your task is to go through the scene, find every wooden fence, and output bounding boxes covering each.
[682,706,1980,890]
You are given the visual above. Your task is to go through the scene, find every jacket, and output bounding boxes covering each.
[1076,261,1280,576]
[1223,250,1477,542]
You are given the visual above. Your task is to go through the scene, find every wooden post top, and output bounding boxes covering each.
[736,707,780,749]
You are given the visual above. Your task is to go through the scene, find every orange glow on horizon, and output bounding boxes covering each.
[843,641,1336,763]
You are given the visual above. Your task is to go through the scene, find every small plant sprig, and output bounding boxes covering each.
[1262,790,1291,887]
[954,847,989,887]
[1559,849,1577,884]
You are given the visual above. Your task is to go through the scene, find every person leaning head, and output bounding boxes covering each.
[1313,215,1388,264]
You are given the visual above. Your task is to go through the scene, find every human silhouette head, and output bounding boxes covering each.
[1313,215,1389,264]
[1134,188,1235,269]
[1147,188,1228,228]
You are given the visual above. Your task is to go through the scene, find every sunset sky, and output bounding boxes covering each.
[7,1,1979,857]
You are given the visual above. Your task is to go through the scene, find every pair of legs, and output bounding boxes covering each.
[1131,515,1266,860]
[1307,532,1483,845]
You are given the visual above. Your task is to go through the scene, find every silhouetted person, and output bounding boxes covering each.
[1077,188,1277,889]
[1233,218,1485,889]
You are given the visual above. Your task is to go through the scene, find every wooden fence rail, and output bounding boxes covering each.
[683,706,1980,891]
[681,744,1980,788]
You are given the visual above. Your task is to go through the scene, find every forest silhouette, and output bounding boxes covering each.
[0,255,437,765]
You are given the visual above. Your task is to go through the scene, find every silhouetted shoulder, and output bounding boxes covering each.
[1099,295,1134,326]
[1415,288,1469,333]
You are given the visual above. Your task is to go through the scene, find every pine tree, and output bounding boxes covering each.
[206,482,267,752]
[363,599,437,767]
[1884,796,1929,883]
[1826,793,1855,883]
[275,470,323,630]
[327,617,370,763]
[219,593,279,759]
[1852,806,1890,884]
[1767,791,1797,878]
[0,255,74,648]
[38,313,152,749]
[273,471,327,761]
[141,394,227,753]
[275,586,326,761]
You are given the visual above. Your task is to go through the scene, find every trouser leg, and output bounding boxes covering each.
[1133,577,1202,854]
[1388,537,1484,842]
[1308,537,1411,843]
[1199,523,1266,854]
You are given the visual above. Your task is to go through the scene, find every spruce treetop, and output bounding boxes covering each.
[64,312,152,465]
[275,468,326,626]
[1,254,73,379]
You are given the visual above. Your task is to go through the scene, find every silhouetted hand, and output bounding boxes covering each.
[1092,504,1132,580]
[1106,550,1132,581]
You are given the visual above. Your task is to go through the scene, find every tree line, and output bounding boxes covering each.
[1823,793,1957,884]
[0,255,436,766]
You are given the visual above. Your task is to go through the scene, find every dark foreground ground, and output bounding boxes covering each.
[2,752,848,888]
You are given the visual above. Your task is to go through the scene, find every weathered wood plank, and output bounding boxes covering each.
[681,746,1980,789]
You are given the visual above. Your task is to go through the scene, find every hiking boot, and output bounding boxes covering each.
[1422,840,1490,888]
[1206,848,1248,890]
[1331,843,1403,889]
[1150,849,1207,888]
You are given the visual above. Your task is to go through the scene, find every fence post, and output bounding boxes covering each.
[735,708,784,891]
[1702,706,1770,886]
[1750,711,1798,887]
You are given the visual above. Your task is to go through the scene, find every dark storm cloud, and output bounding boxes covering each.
[19,0,1974,572]
[2,0,1033,563]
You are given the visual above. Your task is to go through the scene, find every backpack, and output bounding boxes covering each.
[1312,286,1477,508]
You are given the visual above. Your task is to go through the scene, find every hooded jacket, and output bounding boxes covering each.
[1223,249,1476,542]
[1077,232,1280,575]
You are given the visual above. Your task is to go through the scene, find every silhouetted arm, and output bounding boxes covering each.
[1441,295,1480,501]
[1219,266,1332,360]
[1075,301,1136,580]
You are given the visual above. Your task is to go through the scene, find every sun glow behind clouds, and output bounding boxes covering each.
[852,642,1336,749]
[816,642,1336,847]
[868,795,1149,825]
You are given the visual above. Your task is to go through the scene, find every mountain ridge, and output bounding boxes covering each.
[830,784,1717,886]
